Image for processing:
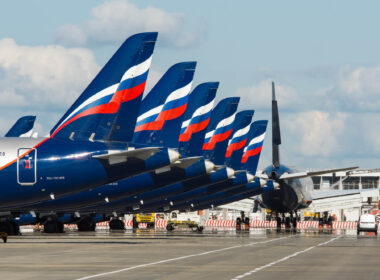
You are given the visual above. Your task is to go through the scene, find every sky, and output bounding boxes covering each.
[0,0,379,169]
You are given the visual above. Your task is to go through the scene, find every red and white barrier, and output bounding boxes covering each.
[155,219,167,229]
[19,220,361,232]
[332,221,357,229]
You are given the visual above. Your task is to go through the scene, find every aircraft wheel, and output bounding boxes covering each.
[197,226,204,232]
[276,217,282,229]
[0,221,14,236]
[285,217,291,228]
[292,218,297,229]
[1,233,7,243]
[357,230,360,235]
[109,219,125,230]
[166,224,174,231]
[132,217,138,229]
[77,219,96,232]
[44,220,63,233]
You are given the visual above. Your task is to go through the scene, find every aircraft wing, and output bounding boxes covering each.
[93,147,161,164]
[279,166,358,180]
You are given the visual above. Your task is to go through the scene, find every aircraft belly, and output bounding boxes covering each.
[261,182,301,213]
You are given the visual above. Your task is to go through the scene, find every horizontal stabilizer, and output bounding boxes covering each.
[93,147,161,164]
[279,166,359,180]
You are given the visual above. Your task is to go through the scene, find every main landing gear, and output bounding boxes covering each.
[0,220,20,236]
[109,218,125,230]
[43,218,64,233]
[77,217,96,232]
[236,211,250,231]
[275,212,298,230]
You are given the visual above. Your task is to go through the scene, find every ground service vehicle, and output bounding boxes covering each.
[357,214,378,235]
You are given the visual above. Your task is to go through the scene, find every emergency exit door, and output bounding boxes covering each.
[17,148,37,185]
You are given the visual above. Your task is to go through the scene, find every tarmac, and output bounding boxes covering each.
[0,229,379,280]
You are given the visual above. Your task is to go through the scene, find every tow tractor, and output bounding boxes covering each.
[166,211,204,232]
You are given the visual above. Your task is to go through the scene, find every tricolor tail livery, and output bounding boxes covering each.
[5,116,36,137]
[202,97,240,152]
[133,61,196,148]
[50,32,158,141]
[204,110,253,165]
[225,110,256,169]
[178,82,218,157]
[241,120,268,174]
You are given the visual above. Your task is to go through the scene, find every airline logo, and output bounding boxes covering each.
[202,113,236,150]
[51,56,152,137]
[179,99,214,142]
[241,132,266,163]
[225,123,251,158]
[134,82,192,132]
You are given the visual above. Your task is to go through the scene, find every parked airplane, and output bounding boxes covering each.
[256,82,357,228]
[150,120,272,212]
[73,98,241,217]
[0,33,184,234]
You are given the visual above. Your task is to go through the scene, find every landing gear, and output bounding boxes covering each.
[276,215,281,229]
[275,212,298,231]
[109,218,125,230]
[132,216,138,229]
[236,211,249,231]
[77,218,96,232]
[43,220,64,233]
[0,232,7,243]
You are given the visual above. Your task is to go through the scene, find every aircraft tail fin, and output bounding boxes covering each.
[272,81,281,168]
[178,82,218,157]
[204,109,253,165]
[50,32,158,141]
[241,120,268,175]
[202,97,240,155]
[5,116,36,137]
[132,61,196,148]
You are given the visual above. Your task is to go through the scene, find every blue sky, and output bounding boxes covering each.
[0,0,379,169]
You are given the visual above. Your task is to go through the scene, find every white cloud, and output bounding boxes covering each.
[0,38,99,134]
[234,79,301,110]
[54,0,204,48]
[317,66,380,112]
[284,111,346,157]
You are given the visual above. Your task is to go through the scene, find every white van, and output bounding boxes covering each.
[357,214,378,235]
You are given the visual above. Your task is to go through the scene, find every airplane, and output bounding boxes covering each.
[255,82,358,228]
[5,116,36,137]
[145,120,272,213]
[79,98,242,216]
[87,111,272,216]
[0,32,186,235]
[7,69,222,233]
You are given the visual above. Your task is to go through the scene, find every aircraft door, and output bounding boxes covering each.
[17,148,37,185]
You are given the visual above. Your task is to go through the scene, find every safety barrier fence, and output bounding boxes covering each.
[20,220,360,232]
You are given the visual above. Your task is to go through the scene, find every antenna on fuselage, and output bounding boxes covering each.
[272,81,281,168]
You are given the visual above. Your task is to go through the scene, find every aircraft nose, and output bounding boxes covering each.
[246,172,255,182]
[167,149,181,163]
[226,167,235,178]
[204,160,215,174]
